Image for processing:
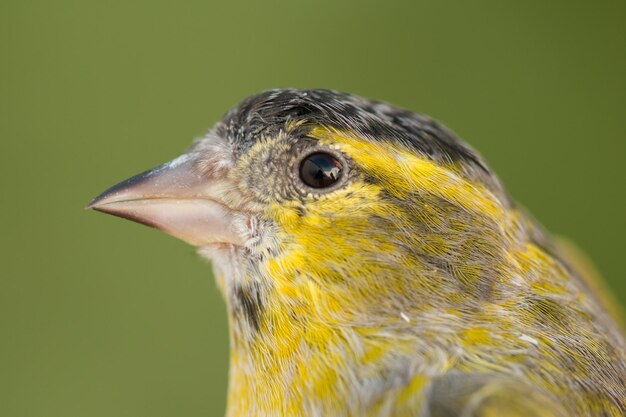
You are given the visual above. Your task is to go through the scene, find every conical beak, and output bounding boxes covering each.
[87,154,244,247]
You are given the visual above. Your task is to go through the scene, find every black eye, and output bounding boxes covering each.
[299,152,344,188]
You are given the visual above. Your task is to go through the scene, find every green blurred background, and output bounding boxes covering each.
[1,1,624,416]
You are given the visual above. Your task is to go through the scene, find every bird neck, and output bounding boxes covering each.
[223,291,435,417]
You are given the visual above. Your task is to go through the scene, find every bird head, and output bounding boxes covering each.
[89,89,516,336]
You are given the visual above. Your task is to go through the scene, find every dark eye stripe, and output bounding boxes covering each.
[299,153,343,188]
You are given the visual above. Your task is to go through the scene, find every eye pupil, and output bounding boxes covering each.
[299,152,343,188]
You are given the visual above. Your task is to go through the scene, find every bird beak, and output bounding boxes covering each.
[87,153,244,247]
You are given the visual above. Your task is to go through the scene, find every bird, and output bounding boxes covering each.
[88,89,626,417]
